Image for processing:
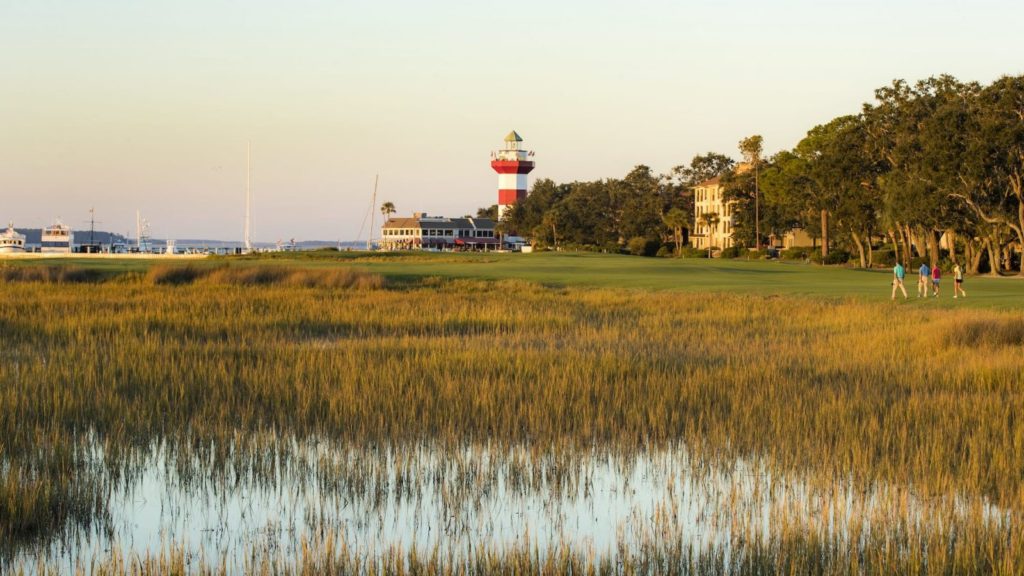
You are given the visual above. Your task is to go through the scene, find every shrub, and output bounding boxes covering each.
[936,258,957,276]
[780,248,810,261]
[779,249,798,261]
[825,249,851,265]
[627,236,661,257]
[810,249,852,265]
[872,249,895,267]
[677,246,707,258]
[655,246,672,258]
[749,248,771,260]
[602,242,623,254]
[719,246,744,259]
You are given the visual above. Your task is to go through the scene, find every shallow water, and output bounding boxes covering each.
[11,438,1012,573]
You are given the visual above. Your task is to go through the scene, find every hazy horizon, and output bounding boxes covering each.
[3,0,1022,242]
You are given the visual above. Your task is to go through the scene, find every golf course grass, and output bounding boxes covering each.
[357,251,1023,306]
[4,250,1022,308]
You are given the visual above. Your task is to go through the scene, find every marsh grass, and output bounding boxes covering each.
[947,316,1024,347]
[1,269,1022,570]
[145,263,385,289]
[0,265,103,283]
[15,514,1024,575]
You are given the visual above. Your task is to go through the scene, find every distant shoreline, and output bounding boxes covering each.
[0,252,206,260]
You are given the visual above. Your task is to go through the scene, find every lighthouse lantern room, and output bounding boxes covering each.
[490,131,535,220]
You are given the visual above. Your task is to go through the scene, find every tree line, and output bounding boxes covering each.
[501,74,1024,275]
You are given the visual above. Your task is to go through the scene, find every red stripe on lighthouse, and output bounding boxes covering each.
[498,189,527,204]
[490,160,535,174]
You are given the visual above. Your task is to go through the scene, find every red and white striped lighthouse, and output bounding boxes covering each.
[491,131,535,220]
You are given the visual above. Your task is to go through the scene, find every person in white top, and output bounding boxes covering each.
[953,263,967,299]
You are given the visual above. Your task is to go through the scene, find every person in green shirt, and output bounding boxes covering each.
[891,262,908,300]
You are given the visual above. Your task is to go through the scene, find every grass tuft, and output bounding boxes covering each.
[144,263,385,289]
[0,265,101,283]
[145,263,211,285]
[947,317,1024,347]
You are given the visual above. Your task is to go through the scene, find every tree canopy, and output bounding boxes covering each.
[503,74,1023,274]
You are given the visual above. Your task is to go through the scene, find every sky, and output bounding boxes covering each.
[2,0,1022,242]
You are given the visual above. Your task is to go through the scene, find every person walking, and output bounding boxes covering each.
[892,262,908,299]
[953,263,967,298]
[931,265,941,297]
[918,262,931,298]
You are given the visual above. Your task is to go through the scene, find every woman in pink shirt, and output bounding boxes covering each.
[931,266,941,298]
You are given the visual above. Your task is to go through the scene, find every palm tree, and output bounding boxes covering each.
[494,220,508,252]
[541,209,561,251]
[380,201,396,221]
[662,208,689,256]
[700,212,720,258]
[739,135,763,249]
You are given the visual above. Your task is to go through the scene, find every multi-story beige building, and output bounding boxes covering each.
[692,165,818,253]
[692,176,735,251]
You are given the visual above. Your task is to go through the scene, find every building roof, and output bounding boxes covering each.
[695,175,722,188]
[504,130,523,143]
[383,215,496,230]
[383,217,420,229]
[694,163,753,188]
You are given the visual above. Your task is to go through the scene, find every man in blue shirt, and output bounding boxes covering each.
[918,263,931,298]
[892,262,908,299]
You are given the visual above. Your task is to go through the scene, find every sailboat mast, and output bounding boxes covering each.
[245,142,252,252]
[367,174,378,251]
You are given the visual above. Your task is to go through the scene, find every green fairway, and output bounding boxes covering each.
[347,251,1023,309]
[5,251,1022,308]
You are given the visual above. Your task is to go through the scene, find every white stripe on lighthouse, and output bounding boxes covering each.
[498,173,528,191]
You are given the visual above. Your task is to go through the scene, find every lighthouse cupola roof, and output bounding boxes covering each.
[492,130,534,162]
[502,130,525,152]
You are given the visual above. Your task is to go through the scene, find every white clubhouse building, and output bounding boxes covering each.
[381,213,498,250]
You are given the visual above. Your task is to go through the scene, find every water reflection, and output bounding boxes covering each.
[13,438,1013,573]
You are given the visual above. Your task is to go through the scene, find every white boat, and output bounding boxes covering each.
[41,220,73,253]
[0,222,26,253]
[275,238,298,252]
